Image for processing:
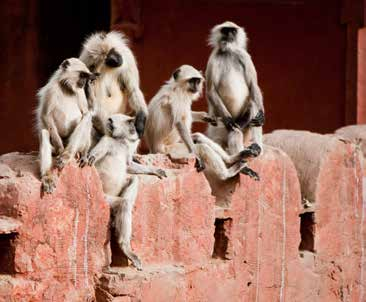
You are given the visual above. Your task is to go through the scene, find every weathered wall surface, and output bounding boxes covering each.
[0,130,364,301]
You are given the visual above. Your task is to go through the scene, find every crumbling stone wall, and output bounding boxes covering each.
[0,129,364,301]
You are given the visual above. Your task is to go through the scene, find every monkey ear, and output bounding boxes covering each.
[61,60,70,70]
[173,69,180,81]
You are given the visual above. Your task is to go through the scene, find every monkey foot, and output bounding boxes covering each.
[240,166,260,181]
[41,174,57,194]
[55,152,71,170]
[154,169,167,179]
[130,256,143,271]
[239,143,261,159]
[194,157,206,172]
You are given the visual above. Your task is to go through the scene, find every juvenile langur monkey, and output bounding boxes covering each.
[81,114,167,270]
[145,65,258,179]
[36,58,97,193]
[206,21,264,159]
[145,65,208,170]
[79,31,148,138]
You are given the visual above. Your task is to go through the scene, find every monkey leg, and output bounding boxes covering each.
[206,124,228,149]
[39,129,56,193]
[192,132,259,165]
[227,127,244,155]
[56,113,92,169]
[195,143,246,180]
[107,176,142,270]
[248,126,263,156]
[240,166,260,181]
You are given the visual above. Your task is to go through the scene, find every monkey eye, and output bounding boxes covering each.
[189,78,201,85]
[79,71,91,78]
[221,27,237,36]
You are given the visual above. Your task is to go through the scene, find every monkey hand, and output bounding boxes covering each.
[250,110,265,127]
[240,166,260,181]
[154,169,167,179]
[202,116,218,126]
[87,155,96,166]
[78,156,88,168]
[222,116,239,131]
[135,110,147,138]
[194,157,205,172]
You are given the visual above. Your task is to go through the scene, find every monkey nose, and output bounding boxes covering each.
[105,49,123,68]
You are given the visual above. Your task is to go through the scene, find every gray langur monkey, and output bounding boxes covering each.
[79,31,148,138]
[81,114,167,270]
[36,58,97,193]
[145,65,259,180]
[206,21,264,160]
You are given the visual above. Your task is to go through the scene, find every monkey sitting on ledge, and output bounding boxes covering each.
[36,58,97,193]
[144,64,259,180]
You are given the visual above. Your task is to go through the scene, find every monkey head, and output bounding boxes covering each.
[209,21,247,52]
[172,65,204,101]
[106,114,139,142]
[80,31,128,73]
[57,58,96,95]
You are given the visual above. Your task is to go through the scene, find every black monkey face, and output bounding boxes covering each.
[107,114,138,141]
[105,48,123,68]
[77,71,95,88]
[187,77,202,93]
[220,26,237,43]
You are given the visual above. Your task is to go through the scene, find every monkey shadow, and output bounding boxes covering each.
[109,228,129,267]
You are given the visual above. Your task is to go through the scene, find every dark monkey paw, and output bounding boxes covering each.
[135,111,147,138]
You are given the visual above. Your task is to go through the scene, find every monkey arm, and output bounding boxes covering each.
[87,136,110,165]
[239,51,265,115]
[120,73,148,138]
[42,114,64,153]
[192,111,218,126]
[176,121,205,172]
[176,121,195,154]
[127,162,167,179]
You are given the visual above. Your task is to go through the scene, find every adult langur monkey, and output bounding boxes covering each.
[206,21,264,159]
[145,65,259,180]
[36,58,97,193]
[79,31,148,138]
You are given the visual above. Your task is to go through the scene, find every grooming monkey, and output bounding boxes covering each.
[145,65,258,179]
[81,114,166,270]
[206,21,264,158]
[79,31,147,138]
[36,58,97,193]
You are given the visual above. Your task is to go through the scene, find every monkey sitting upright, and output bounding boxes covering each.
[36,58,97,193]
[81,113,167,270]
[206,21,264,163]
[79,31,148,138]
[144,65,259,180]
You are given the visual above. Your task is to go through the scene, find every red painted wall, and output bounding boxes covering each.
[124,0,347,135]
[0,0,349,154]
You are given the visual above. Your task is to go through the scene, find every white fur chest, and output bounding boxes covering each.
[218,67,249,118]
[95,73,126,116]
[96,146,128,196]
[53,96,82,138]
